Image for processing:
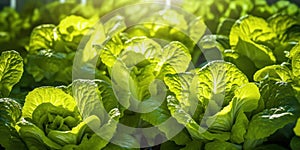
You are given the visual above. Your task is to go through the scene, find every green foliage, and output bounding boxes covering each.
[0,0,300,149]
[0,51,23,97]
[0,98,26,150]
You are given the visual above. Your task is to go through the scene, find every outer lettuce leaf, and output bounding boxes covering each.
[244,80,300,149]
[289,44,300,98]
[253,65,292,82]
[229,15,276,68]
[99,34,124,68]
[123,37,161,60]
[0,98,26,150]
[160,141,183,150]
[103,133,140,150]
[103,15,127,37]
[223,50,257,79]
[22,87,76,119]
[267,14,299,42]
[72,80,105,120]
[97,15,127,68]
[164,72,196,115]
[244,105,297,149]
[72,79,120,142]
[206,83,260,138]
[188,17,207,43]
[28,24,56,52]
[56,15,96,50]
[158,41,191,73]
[167,95,231,141]
[204,140,241,150]
[180,140,203,150]
[217,19,235,36]
[230,112,249,144]
[16,119,62,150]
[292,47,300,79]
[290,136,300,150]
[195,61,248,109]
[288,42,300,60]
[141,100,191,146]
[72,21,108,81]
[0,51,23,97]
[259,80,297,109]
[67,79,121,149]
[26,49,73,83]
[294,118,300,136]
[267,14,300,63]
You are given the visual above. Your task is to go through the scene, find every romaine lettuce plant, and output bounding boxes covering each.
[16,79,120,149]
[26,15,99,84]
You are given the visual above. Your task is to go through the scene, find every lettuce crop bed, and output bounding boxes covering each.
[1,0,300,150]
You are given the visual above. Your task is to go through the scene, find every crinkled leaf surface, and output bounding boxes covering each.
[0,98,26,150]
[0,51,23,97]
[22,87,76,119]
[229,15,276,68]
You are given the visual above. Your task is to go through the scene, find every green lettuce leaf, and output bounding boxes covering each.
[0,51,23,97]
[294,118,300,136]
[267,14,299,42]
[26,49,73,83]
[244,80,300,149]
[206,83,260,140]
[22,87,76,119]
[164,72,196,114]
[71,79,121,149]
[123,36,161,60]
[195,61,248,109]
[158,41,191,73]
[180,140,203,150]
[16,119,62,150]
[253,65,292,82]
[229,15,276,68]
[205,140,241,150]
[99,34,124,68]
[223,49,257,79]
[141,100,191,146]
[103,15,126,37]
[57,15,95,46]
[28,24,56,52]
[231,112,249,144]
[167,95,231,141]
[292,47,300,79]
[290,136,300,150]
[0,98,26,150]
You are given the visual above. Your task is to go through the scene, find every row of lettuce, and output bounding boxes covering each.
[1,0,300,149]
